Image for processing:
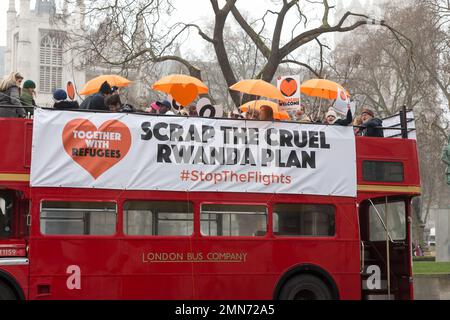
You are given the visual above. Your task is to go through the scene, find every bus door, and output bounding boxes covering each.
[0,190,29,254]
[359,197,412,300]
[0,189,29,300]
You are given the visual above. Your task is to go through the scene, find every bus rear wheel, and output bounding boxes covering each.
[279,274,332,300]
[0,281,16,300]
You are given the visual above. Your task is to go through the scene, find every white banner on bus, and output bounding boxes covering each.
[30,109,357,197]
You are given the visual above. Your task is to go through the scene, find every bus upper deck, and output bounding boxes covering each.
[0,111,421,197]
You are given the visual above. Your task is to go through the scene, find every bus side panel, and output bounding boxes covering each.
[191,239,360,299]
[28,239,122,300]
[119,238,195,299]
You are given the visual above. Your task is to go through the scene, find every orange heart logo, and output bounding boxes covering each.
[280,78,298,97]
[62,119,132,179]
[170,83,199,106]
[340,90,347,101]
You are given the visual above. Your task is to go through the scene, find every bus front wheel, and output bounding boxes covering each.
[0,281,16,300]
[279,274,332,300]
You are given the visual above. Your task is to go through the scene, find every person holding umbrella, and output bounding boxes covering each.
[80,81,112,111]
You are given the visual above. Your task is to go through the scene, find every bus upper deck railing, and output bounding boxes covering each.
[0,105,416,139]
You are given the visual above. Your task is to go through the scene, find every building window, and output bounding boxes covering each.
[200,204,267,236]
[123,201,193,236]
[273,204,335,237]
[40,201,117,235]
[39,31,63,93]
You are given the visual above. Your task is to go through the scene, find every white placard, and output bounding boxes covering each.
[30,109,357,197]
[277,75,301,111]
[333,87,354,115]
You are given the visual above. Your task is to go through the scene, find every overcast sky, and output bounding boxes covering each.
[0,0,383,47]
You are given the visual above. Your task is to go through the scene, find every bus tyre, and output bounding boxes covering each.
[0,281,16,300]
[279,274,332,300]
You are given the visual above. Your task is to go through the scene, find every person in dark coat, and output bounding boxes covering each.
[360,108,384,137]
[105,94,122,112]
[0,72,26,118]
[20,80,37,116]
[80,81,112,111]
[52,89,80,110]
[324,108,353,126]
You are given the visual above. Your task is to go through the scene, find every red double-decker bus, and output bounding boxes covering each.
[0,108,420,300]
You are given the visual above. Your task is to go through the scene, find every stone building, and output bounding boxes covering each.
[4,0,86,107]
[0,46,5,76]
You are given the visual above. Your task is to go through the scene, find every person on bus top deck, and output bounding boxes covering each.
[80,81,112,111]
[105,94,122,112]
[360,108,384,137]
[188,104,198,117]
[353,114,363,136]
[323,107,353,126]
[52,89,79,110]
[295,105,313,123]
[0,72,26,118]
[20,80,37,116]
[259,105,274,121]
[156,100,175,115]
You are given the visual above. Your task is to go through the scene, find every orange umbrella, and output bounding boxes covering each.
[79,75,131,95]
[274,111,291,121]
[152,74,209,107]
[230,79,286,101]
[300,79,349,100]
[239,100,280,113]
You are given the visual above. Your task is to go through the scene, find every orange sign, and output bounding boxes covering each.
[280,78,298,97]
[170,83,199,107]
[62,119,132,179]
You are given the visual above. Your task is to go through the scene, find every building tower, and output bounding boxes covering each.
[16,0,32,74]
[4,0,86,106]
[4,0,17,74]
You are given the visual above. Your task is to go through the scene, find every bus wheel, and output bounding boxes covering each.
[279,274,332,300]
[0,281,16,300]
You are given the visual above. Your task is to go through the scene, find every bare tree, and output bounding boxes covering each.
[327,1,449,238]
[66,0,404,107]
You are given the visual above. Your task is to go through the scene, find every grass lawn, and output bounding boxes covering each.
[413,261,450,274]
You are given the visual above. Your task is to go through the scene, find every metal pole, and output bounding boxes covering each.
[400,105,408,139]
[385,197,391,299]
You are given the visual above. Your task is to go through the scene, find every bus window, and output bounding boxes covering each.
[273,204,335,237]
[40,201,117,235]
[123,201,193,236]
[368,200,406,241]
[362,161,404,182]
[0,194,12,238]
[200,204,267,237]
